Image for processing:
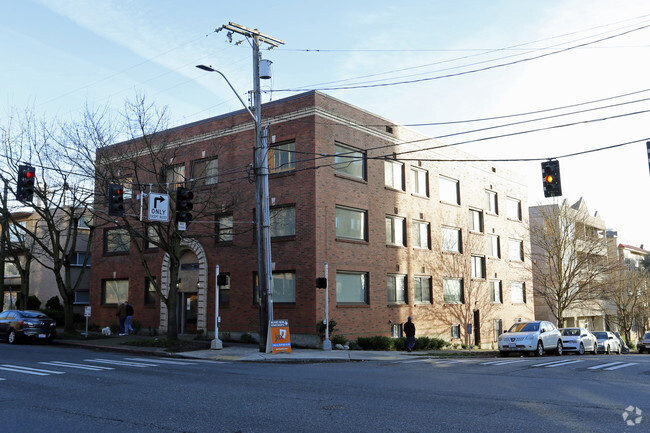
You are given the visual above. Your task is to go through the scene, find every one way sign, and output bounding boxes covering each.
[148,193,169,222]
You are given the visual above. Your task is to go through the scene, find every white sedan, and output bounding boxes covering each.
[559,327,598,355]
[593,331,622,354]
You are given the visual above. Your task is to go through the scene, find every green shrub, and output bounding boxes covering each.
[42,309,64,325]
[316,320,337,342]
[330,334,347,346]
[26,295,42,310]
[394,337,407,351]
[356,336,394,351]
[45,296,63,311]
[415,336,450,350]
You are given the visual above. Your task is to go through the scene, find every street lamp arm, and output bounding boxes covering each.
[196,65,256,123]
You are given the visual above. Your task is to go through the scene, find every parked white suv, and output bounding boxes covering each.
[498,321,563,357]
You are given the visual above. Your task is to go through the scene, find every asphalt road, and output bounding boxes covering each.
[0,344,648,433]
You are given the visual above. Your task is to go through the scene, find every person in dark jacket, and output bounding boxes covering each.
[116,302,127,336]
[404,317,416,352]
[124,301,134,335]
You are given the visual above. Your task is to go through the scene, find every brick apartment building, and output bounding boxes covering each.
[89,91,534,348]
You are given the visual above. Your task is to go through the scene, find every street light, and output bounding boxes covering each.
[195,65,256,122]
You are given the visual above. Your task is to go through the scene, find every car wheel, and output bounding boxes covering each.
[7,330,17,344]
[578,343,585,355]
[617,346,621,355]
[605,345,610,355]
[591,344,598,354]
[555,340,563,356]
[534,341,544,357]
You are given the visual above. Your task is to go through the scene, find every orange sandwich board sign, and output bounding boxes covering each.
[268,319,292,354]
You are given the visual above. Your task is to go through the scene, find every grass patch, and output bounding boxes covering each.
[120,338,211,353]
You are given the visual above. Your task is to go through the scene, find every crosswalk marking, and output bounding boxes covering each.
[482,359,528,366]
[531,359,577,367]
[0,364,66,376]
[124,357,198,365]
[604,362,638,371]
[397,359,431,364]
[84,358,158,367]
[538,360,583,368]
[587,362,624,370]
[433,359,464,364]
[39,361,115,371]
[588,362,639,371]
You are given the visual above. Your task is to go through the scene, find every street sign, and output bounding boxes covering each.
[269,319,292,354]
[84,306,91,318]
[148,193,169,222]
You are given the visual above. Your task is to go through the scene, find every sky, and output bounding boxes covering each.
[2,0,650,247]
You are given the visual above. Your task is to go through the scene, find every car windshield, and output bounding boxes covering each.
[508,322,539,332]
[592,332,607,339]
[644,333,650,339]
[20,311,48,319]
[561,329,580,336]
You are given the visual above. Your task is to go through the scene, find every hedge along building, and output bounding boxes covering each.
[89,91,534,348]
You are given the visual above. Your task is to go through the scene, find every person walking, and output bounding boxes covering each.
[116,301,127,336]
[124,300,134,335]
[404,316,416,352]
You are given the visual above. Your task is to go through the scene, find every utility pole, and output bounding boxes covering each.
[216,22,284,352]
[0,179,7,311]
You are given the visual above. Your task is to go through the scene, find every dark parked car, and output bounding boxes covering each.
[0,310,57,344]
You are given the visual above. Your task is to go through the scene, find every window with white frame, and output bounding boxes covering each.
[336,206,367,241]
[494,319,503,341]
[102,279,128,305]
[386,215,406,246]
[335,143,366,180]
[164,164,185,185]
[270,206,296,238]
[216,214,234,243]
[488,234,500,258]
[336,271,369,304]
[146,224,160,250]
[509,238,524,261]
[413,276,432,304]
[451,324,461,339]
[486,190,498,214]
[4,261,20,277]
[439,176,460,205]
[511,281,526,303]
[192,157,218,186]
[391,323,403,338]
[254,271,296,304]
[411,220,430,249]
[69,252,91,267]
[269,141,296,173]
[442,226,462,253]
[506,197,522,221]
[387,274,407,304]
[469,208,484,233]
[471,255,486,279]
[384,160,405,190]
[411,167,429,197]
[145,278,157,305]
[443,277,464,304]
[490,279,502,303]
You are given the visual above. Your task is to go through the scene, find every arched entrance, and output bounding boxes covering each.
[159,238,209,335]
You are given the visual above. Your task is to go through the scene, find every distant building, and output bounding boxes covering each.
[90,91,534,347]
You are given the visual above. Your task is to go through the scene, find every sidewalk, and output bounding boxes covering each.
[54,332,499,363]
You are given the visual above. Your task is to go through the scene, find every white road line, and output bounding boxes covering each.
[542,360,584,368]
[0,364,65,376]
[482,359,528,365]
[604,362,638,371]
[0,378,5,381]
[39,361,115,371]
[398,359,431,364]
[434,360,464,364]
[587,362,623,370]
[85,359,158,367]
[531,359,579,367]
[124,357,197,365]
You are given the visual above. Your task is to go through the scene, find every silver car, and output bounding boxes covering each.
[636,332,650,354]
[559,327,598,355]
[498,320,563,357]
[593,331,622,354]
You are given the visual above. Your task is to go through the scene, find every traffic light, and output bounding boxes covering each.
[176,187,194,224]
[541,160,562,197]
[16,164,36,203]
[108,184,124,217]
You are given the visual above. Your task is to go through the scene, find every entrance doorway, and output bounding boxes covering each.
[178,292,198,334]
[473,309,480,347]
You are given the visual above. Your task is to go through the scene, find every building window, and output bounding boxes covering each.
[218,273,230,307]
[77,215,92,229]
[254,271,296,304]
[336,271,369,304]
[270,206,296,238]
[509,238,524,261]
[391,323,403,338]
[443,277,464,304]
[494,319,503,341]
[74,289,89,304]
[439,176,460,205]
[411,167,429,197]
[104,228,130,254]
[387,274,407,304]
[471,255,486,279]
[192,157,218,186]
[442,226,462,253]
[507,197,522,221]
[413,276,432,304]
[490,280,502,303]
[145,278,157,306]
[511,281,526,303]
[102,279,129,305]
[215,214,234,243]
[411,220,430,249]
[451,324,461,339]
[336,206,367,241]
[145,224,160,250]
[335,143,366,180]
[269,141,295,173]
[488,234,500,258]
[69,252,91,267]
[469,209,484,233]
[386,215,406,246]
[8,222,26,243]
[486,190,498,214]
[384,160,405,190]
[4,261,19,277]
[164,164,185,185]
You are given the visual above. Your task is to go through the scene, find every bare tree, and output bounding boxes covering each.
[529,201,614,327]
